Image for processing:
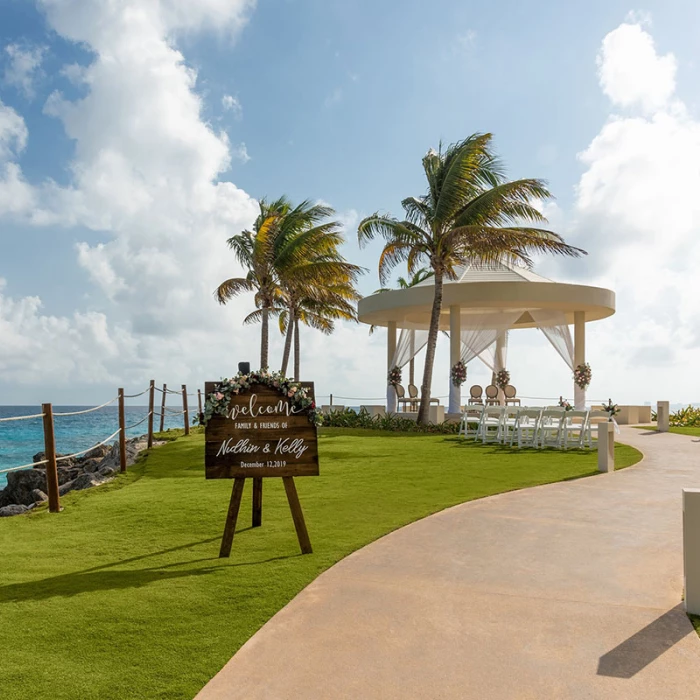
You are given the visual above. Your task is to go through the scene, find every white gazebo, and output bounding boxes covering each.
[357,260,615,415]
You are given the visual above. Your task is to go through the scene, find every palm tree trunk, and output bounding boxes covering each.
[280,308,294,376]
[261,307,269,370]
[417,271,443,425]
[294,318,300,381]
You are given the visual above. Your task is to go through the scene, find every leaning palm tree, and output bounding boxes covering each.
[358,133,586,424]
[279,280,361,380]
[215,197,290,369]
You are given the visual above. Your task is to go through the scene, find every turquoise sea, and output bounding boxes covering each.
[0,405,193,489]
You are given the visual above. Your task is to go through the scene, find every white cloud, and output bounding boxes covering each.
[597,21,676,114]
[4,43,46,98]
[0,0,266,398]
[222,93,242,118]
[542,18,700,403]
[232,142,250,163]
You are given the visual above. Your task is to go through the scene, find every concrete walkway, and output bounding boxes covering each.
[197,427,700,700]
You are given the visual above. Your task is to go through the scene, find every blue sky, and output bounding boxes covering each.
[1,1,700,405]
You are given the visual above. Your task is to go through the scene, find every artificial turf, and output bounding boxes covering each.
[0,429,642,700]
[633,425,700,437]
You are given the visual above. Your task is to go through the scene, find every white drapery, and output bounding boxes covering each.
[529,309,574,371]
[391,328,429,370]
[387,328,429,412]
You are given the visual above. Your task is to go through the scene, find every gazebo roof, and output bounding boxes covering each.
[415,260,554,286]
[358,260,615,331]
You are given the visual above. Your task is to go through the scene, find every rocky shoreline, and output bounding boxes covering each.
[0,435,157,517]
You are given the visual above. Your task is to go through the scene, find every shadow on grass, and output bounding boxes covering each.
[0,532,299,604]
[0,548,301,604]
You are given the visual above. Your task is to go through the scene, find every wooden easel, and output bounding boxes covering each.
[219,476,312,558]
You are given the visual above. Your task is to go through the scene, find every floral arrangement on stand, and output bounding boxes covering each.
[387,365,402,388]
[202,369,322,427]
[604,398,620,422]
[558,396,573,411]
[451,361,467,387]
[495,368,510,390]
[573,362,592,390]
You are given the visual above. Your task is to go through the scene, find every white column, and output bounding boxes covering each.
[493,330,507,405]
[657,400,669,432]
[597,422,614,472]
[684,489,700,615]
[574,311,586,410]
[449,306,461,414]
[387,321,397,413]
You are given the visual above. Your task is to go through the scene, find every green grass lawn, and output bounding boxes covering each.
[0,429,641,700]
[633,425,700,437]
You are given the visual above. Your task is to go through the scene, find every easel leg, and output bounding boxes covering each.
[219,478,245,558]
[252,477,263,527]
[283,476,312,554]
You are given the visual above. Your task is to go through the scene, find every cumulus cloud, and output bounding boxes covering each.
[542,18,700,403]
[4,43,46,98]
[597,22,677,114]
[0,0,264,398]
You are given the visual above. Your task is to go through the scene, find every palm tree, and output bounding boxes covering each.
[369,267,434,386]
[274,211,364,379]
[358,133,585,424]
[215,197,290,369]
[279,280,361,380]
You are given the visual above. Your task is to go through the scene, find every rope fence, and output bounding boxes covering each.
[0,412,45,422]
[1,380,195,514]
[53,397,119,416]
[0,459,48,475]
[56,429,122,462]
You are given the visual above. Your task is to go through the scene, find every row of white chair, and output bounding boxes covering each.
[458,405,611,450]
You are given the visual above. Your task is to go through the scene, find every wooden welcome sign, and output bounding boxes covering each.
[204,380,318,557]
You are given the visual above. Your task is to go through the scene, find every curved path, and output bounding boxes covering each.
[197,427,700,700]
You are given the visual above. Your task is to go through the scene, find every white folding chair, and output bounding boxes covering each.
[499,406,520,444]
[511,408,542,448]
[480,406,504,443]
[584,410,610,448]
[539,408,566,448]
[561,410,588,450]
[459,405,484,440]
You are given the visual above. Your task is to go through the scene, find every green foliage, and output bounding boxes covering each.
[670,405,700,427]
[0,431,641,699]
[322,408,463,434]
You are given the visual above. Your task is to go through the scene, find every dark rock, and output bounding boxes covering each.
[0,504,29,517]
[98,466,116,478]
[59,473,105,496]
[31,489,48,503]
[57,467,81,485]
[82,459,103,473]
[5,469,47,506]
[0,487,12,509]
[33,452,76,468]
[82,444,111,461]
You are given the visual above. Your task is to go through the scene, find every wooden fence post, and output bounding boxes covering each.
[41,403,61,513]
[118,388,127,473]
[198,389,203,415]
[182,384,190,436]
[147,380,155,448]
[159,383,167,433]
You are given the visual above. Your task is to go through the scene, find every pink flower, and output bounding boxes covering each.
[215,392,224,401]
[290,386,297,394]
[288,390,294,397]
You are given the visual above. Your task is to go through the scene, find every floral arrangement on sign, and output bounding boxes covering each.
[387,365,402,388]
[202,369,322,427]
[495,369,510,390]
[573,362,592,390]
[604,398,619,422]
[558,397,573,411]
[451,361,467,387]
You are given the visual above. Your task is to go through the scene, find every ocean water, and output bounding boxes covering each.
[0,405,193,489]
